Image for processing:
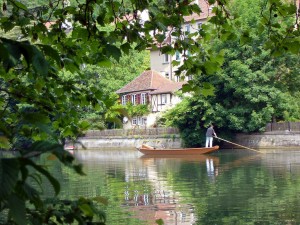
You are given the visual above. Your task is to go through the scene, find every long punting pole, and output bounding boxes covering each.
[215,136,261,153]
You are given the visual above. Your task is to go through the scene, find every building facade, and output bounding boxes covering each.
[116,70,185,129]
[116,1,213,128]
[150,0,214,81]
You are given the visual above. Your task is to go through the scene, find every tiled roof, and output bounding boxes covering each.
[116,70,185,94]
[151,81,186,94]
[184,0,213,22]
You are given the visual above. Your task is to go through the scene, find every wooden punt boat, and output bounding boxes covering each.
[137,144,219,155]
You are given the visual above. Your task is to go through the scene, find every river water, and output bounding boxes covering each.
[53,148,300,225]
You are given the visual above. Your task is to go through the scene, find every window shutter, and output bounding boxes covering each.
[137,94,141,104]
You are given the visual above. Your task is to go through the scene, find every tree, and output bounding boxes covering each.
[208,0,300,131]
[160,0,300,146]
[0,0,201,224]
[77,49,150,129]
[0,0,300,223]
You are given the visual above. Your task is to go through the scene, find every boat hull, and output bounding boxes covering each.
[137,145,219,155]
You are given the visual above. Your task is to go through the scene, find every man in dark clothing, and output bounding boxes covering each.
[206,125,217,147]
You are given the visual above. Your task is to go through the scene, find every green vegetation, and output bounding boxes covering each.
[0,0,300,224]
[126,103,150,117]
[0,0,200,223]
[160,0,300,147]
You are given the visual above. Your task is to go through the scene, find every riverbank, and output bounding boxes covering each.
[233,131,300,150]
[75,135,182,149]
[73,130,300,151]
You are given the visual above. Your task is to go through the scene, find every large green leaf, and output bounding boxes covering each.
[38,44,61,66]
[20,42,49,76]
[105,44,121,61]
[22,141,64,157]
[7,194,27,225]
[10,0,28,11]
[0,158,20,200]
[0,38,21,71]
[0,136,11,149]
[24,158,60,195]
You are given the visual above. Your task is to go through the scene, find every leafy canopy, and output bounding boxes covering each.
[1,0,300,223]
[160,0,300,147]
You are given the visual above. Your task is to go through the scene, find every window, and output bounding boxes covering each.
[185,24,190,34]
[132,116,147,126]
[121,95,127,105]
[175,51,180,61]
[175,75,180,82]
[161,94,167,104]
[138,117,143,125]
[132,117,137,125]
[143,118,147,125]
[131,94,136,105]
[164,54,169,63]
[165,72,170,79]
[197,22,203,30]
[141,93,147,104]
[187,50,191,57]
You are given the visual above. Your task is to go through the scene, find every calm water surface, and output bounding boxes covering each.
[56,148,300,225]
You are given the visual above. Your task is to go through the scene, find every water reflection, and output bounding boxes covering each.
[72,149,220,224]
[63,149,300,224]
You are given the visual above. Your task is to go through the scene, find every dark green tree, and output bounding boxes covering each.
[0,0,300,223]
[160,0,300,147]
[0,0,201,224]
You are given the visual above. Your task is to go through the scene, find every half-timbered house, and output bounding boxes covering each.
[116,70,185,128]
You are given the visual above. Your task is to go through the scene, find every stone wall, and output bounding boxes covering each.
[75,136,182,149]
[231,131,300,149]
[74,131,300,150]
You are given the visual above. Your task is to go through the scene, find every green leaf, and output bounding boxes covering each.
[181,83,193,93]
[23,112,51,125]
[38,44,61,66]
[284,41,300,54]
[120,43,131,54]
[0,136,11,149]
[156,218,164,225]
[155,34,166,43]
[79,203,94,217]
[97,59,112,67]
[25,159,60,195]
[0,158,20,199]
[73,164,85,175]
[62,126,75,136]
[172,60,180,66]
[7,195,27,225]
[106,44,121,61]
[240,31,251,45]
[92,196,108,205]
[0,38,22,71]
[28,141,64,154]
[79,120,90,130]
[61,57,79,72]
[20,42,49,76]
[203,61,218,75]
[10,0,28,11]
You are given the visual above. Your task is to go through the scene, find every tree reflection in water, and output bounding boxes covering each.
[61,149,300,225]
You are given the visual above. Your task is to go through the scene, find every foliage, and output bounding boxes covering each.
[125,103,150,117]
[161,0,300,147]
[76,49,149,129]
[82,49,150,94]
[0,0,201,223]
[0,141,106,225]
[0,0,300,223]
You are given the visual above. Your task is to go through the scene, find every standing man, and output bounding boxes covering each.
[206,124,217,148]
